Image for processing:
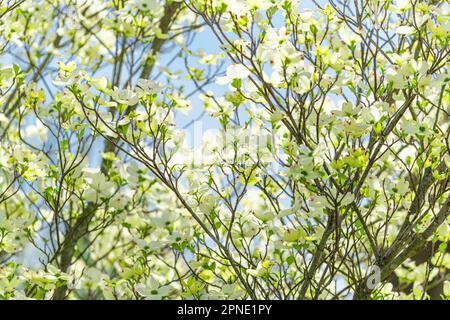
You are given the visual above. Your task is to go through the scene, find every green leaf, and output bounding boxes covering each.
[61,139,68,152]
[231,78,242,89]
[286,256,295,265]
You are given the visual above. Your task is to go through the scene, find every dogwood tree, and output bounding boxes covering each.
[0,0,449,300]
